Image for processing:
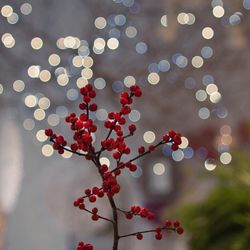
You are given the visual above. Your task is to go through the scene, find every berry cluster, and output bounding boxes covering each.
[77,241,93,250]
[44,84,184,250]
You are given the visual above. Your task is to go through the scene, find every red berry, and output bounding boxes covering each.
[174,221,180,228]
[169,130,176,138]
[45,128,53,137]
[177,227,184,235]
[136,233,143,240]
[89,103,97,112]
[163,134,170,142]
[129,124,136,133]
[126,213,133,219]
[165,220,172,227]
[171,144,179,151]
[138,146,145,154]
[155,233,162,240]
[89,195,96,203]
[91,214,99,221]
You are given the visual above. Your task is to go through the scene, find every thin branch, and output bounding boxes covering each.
[83,207,114,224]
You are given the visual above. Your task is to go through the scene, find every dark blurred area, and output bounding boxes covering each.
[0,0,250,249]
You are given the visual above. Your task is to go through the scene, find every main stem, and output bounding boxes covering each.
[94,157,119,250]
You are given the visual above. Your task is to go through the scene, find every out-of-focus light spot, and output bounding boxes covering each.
[112,81,124,93]
[48,54,60,66]
[176,55,188,68]
[148,72,160,85]
[125,26,137,38]
[100,157,110,167]
[64,36,77,49]
[25,95,37,108]
[20,3,32,15]
[109,28,121,39]
[114,14,126,26]
[56,38,66,50]
[2,33,15,48]
[62,151,72,159]
[177,12,189,24]
[42,144,54,157]
[124,76,136,87]
[199,107,210,119]
[31,37,43,50]
[192,56,204,68]
[0,84,3,95]
[13,80,25,92]
[153,163,165,175]
[96,109,108,121]
[76,77,88,88]
[38,97,50,110]
[195,89,207,102]
[95,17,107,29]
[172,150,184,161]
[201,46,213,59]
[220,152,232,164]
[136,42,148,54]
[7,12,19,24]
[34,109,46,121]
[160,15,168,27]
[83,56,93,68]
[128,110,141,122]
[36,130,47,142]
[220,125,232,135]
[205,158,216,171]
[94,38,106,50]
[78,44,90,57]
[183,147,194,159]
[202,27,214,39]
[72,56,83,67]
[158,60,170,72]
[107,38,119,50]
[143,131,156,143]
[67,89,79,101]
[243,0,250,9]
[229,13,241,25]
[57,74,69,86]
[148,63,159,73]
[197,147,208,160]
[28,65,40,78]
[1,5,13,17]
[203,74,214,85]
[23,118,35,130]
[48,114,60,126]
[216,107,228,119]
[210,91,221,103]
[81,68,93,80]
[39,70,51,82]
[206,83,218,95]
[213,6,225,18]
[94,78,106,90]
[179,137,189,149]
[221,135,232,145]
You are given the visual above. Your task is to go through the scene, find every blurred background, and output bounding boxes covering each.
[0,0,250,249]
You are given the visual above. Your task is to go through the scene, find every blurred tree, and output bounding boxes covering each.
[180,150,250,250]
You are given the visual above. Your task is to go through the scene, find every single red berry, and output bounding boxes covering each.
[89,195,96,203]
[174,220,180,228]
[163,134,170,142]
[91,214,99,221]
[85,189,91,196]
[173,135,182,145]
[177,227,184,235]
[136,233,143,240]
[126,213,133,219]
[171,144,179,151]
[71,143,78,151]
[169,130,176,138]
[138,146,145,154]
[45,128,53,137]
[129,124,136,133]
[155,233,162,240]
[165,220,172,227]
[89,103,97,111]
[79,204,85,210]
[92,207,98,214]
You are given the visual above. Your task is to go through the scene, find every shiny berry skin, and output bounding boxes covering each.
[177,227,184,235]
[45,128,53,137]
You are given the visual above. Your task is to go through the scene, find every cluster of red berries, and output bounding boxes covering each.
[125,205,154,220]
[77,241,93,250]
[162,130,182,151]
[44,83,184,250]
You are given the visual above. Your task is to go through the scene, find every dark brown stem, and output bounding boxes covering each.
[82,207,114,224]
[120,227,176,238]
[49,138,87,156]
[94,156,120,250]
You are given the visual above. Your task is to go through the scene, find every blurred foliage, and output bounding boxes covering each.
[180,151,250,250]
